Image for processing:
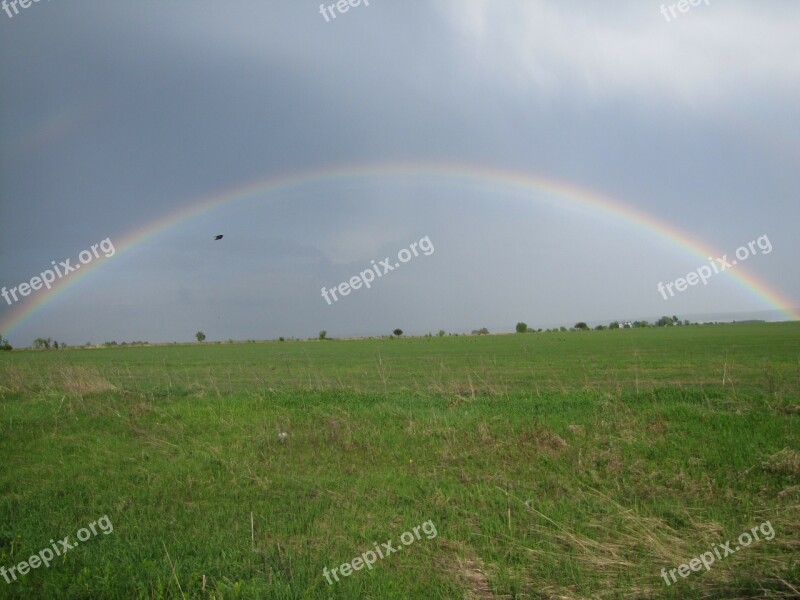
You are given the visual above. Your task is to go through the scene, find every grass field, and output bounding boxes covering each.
[1,323,798,599]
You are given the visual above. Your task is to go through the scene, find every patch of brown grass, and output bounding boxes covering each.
[0,364,116,393]
[434,539,498,599]
[762,448,800,478]
[455,556,496,600]
[645,419,669,436]
[520,426,569,454]
[518,488,800,599]
[50,365,116,393]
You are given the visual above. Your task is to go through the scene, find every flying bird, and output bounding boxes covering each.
[214,235,223,240]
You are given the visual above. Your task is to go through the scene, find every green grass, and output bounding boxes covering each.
[0,323,798,598]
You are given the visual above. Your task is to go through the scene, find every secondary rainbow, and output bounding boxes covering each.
[2,162,797,335]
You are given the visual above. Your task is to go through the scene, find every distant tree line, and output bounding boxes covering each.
[14,315,708,351]
[33,337,66,350]
[516,315,697,333]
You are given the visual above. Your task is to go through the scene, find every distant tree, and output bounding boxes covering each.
[438,330,446,337]
[516,322,528,333]
[33,337,50,350]
[319,330,327,340]
[656,316,673,327]
[0,333,11,351]
[195,331,206,342]
[609,321,620,330]
[684,319,690,326]
[595,325,607,330]
[278,336,285,342]
[574,322,589,331]
[471,327,490,335]
[53,341,59,350]
[633,320,649,328]
[393,329,403,337]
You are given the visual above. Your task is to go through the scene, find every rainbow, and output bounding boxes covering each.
[1,161,797,336]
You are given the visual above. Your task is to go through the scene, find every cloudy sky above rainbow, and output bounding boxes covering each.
[1,0,799,345]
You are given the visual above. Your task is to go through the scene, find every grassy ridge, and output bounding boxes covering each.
[0,323,798,598]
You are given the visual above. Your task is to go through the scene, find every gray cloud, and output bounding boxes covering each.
[1,0,798,345]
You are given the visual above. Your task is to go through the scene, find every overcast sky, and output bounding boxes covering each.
[1,0,799,346]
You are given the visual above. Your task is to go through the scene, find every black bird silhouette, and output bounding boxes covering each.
[214,235,223,240]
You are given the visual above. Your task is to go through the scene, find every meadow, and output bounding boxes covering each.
[0,322,798,599]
